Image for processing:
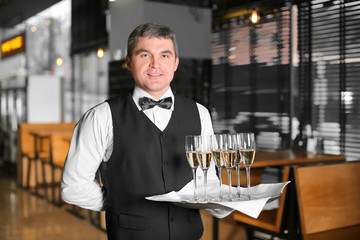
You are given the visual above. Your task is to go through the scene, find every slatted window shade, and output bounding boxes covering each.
[298,0,360,160]
[211,5,292,151]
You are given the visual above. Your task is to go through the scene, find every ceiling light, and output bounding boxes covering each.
[250,9,260,24]
[97,48,104,58]
[56,57,63,66]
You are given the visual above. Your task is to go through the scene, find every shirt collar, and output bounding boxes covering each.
[132,86,174,111]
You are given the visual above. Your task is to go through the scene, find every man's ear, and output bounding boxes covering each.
[174,57,179,71]
[126,56,131,70]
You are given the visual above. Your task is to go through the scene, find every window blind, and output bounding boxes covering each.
[297,0,360,160]
[211,5,292,151]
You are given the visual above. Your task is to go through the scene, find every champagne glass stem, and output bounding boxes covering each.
[217,166,222,200]
[227,168,232,201]
[245,166,251,199]
[192,168,197,201]
[236,165,241,198]
[203,169,208,201]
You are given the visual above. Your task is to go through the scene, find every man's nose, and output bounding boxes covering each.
[150,56,160,68]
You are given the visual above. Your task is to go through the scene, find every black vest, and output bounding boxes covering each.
[100,93,203,240]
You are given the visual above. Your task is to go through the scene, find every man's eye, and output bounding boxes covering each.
[141,53,149,57]
[161,55,169,58]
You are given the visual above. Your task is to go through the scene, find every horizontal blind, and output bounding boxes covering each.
[211,5,292,151]
[343,0,360,160]
[311,0,341,155]
[298,0,360,160]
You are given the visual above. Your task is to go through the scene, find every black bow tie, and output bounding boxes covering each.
[139,97,173,110]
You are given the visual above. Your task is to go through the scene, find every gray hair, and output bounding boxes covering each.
[127,23,179,59]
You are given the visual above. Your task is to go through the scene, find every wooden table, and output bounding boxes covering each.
[29,129,73,199]
[252,150,346,168]
[213,149,346,240]
[30,129,73,157]
[17,122,76,189]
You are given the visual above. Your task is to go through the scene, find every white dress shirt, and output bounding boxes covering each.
[61,87,217,211]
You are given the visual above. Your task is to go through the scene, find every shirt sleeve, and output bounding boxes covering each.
[60,102,112,211]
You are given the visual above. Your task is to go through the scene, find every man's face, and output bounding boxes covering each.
[126,37,179,99]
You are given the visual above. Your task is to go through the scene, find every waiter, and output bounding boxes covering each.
[61,23,226,240]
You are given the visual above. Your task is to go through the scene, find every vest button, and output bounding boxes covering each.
[170,217,174,222]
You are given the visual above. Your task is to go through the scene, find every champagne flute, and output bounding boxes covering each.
[211,134,223,201]
[239,133,256,199]
[234,133,243,200]
[220,134,237,201]
[185,135,200,202]
[197,135,212,202]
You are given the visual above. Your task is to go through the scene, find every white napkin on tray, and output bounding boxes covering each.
[146,178,290,219]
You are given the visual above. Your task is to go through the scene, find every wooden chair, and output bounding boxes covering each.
[233,167,291,239]
[294,161,360,239]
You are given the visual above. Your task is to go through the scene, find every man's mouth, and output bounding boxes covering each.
[148,73,162,77]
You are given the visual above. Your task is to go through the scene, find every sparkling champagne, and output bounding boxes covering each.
[235,149,242,165]
[221,150,237,168]
[186,151,199,168]
[212,150,222,167]
[240,149,256,166]
[197,152,212,169]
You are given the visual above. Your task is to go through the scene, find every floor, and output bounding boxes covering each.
[0,171,108,240]
[0,169,247,240]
